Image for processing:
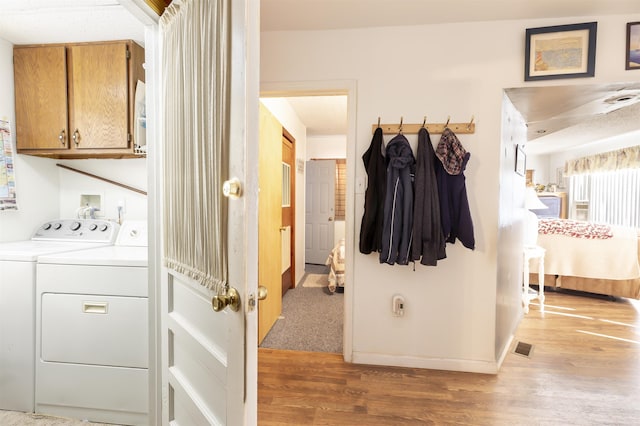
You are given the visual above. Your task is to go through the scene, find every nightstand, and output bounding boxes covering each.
[523,245,545,313]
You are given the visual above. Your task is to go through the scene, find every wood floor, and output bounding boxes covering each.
[258,290,640,425]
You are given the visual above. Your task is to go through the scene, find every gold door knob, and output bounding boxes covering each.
[212,287,241,312]
[257,286,268,301]
[222,178,242,198]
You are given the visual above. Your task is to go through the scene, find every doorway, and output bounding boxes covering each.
[257,88,353,355]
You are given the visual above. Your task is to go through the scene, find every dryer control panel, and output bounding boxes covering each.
[32,220,119,243]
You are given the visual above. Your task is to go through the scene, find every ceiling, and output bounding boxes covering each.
[260,0,640,32]
[1,1,640,151]
[0,0,146,46]
[506,83,640,154]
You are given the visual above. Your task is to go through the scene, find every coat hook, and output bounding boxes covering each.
[422,116,427,128]
[399,116,403,133]
[467,115,475,130]
[377,116,381,127]
[445,116,450,127]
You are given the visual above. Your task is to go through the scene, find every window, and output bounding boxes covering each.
[334,159,346,220]
[282,162,291,207]
[569,168,640,228]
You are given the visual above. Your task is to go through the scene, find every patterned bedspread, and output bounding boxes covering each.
[534,220,639,280]
[325,239,345,293]
[538,218,613,239]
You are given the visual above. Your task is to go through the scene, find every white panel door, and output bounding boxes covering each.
[163,273,244,425]
[156,0,259,425]
[305,159,336,264]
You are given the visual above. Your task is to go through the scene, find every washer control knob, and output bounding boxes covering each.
[43,223,52,230]
[71,222,82,231]
[53,223,62,230]
[99,224,109,232]
[89,224,98,231]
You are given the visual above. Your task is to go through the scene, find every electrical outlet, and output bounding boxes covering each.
[392,294,405,317]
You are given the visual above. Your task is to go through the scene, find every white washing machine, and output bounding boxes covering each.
[35,220,148,426]
[0,219,119,413]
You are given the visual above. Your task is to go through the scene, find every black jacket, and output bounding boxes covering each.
[380,133,415,265]
[359,127,387,254]
[412,127,446,265]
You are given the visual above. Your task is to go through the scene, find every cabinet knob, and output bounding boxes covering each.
[58,129,66,146]
[72,129,80,146]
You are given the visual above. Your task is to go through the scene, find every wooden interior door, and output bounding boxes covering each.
[68,42,129,149]
[258,104,283,344]
[281,132,295,295]
[13,46,69,150]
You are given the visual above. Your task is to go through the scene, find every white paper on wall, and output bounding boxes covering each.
[0,119,17,210]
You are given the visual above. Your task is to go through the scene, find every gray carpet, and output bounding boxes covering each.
[260,264,344,353]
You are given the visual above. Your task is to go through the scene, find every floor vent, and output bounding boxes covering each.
[513,341,534,358]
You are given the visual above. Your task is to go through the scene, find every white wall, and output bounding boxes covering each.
[495,94,528,359]
[262,13,640,372]
[57,158,147,221]
[259,98,307,286]
[306,134,347,159]
[0,37,59,242]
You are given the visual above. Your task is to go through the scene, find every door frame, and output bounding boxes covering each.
[260,80,357,361]
[282,128,296,293]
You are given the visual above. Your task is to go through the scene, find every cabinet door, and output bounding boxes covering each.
[68,43,129,150]
[14,46,69,150]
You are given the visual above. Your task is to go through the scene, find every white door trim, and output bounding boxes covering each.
[141,19,161,426]
[259,80,357,362]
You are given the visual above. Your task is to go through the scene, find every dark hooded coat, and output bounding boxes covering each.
[380,133,415,265]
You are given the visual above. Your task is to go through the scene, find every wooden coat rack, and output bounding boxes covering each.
[372,116,475,135]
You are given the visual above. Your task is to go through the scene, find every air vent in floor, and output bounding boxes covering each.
[513,341,534,358]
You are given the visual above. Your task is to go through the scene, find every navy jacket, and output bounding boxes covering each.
[436,152,475,250]
[380,133,415,265]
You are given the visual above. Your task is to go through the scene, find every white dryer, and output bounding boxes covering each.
[0,219,119,413]
[35,220,148,426]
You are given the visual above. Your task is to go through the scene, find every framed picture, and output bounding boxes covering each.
[515,145,526,176]
[525,22,597,81]
[626,22,640,70]
[556,167,568,189]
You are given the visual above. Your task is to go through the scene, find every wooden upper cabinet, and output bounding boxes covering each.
[14,46,69,150]
[14,40,145,158]
[68,43,129,150]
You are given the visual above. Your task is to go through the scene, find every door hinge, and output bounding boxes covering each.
[126,49,131,60]
[127,133,131,142]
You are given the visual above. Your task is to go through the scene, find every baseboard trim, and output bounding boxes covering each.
[351,352,500,374]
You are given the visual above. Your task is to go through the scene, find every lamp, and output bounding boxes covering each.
[523,187,547,247]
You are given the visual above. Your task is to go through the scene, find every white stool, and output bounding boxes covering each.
[523,245,545,313]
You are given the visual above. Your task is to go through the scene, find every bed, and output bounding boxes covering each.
[325,239,345,293]
[529,219,640,299]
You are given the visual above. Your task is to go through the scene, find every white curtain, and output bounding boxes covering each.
[160,0,230,292]
[569,169,640,228]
